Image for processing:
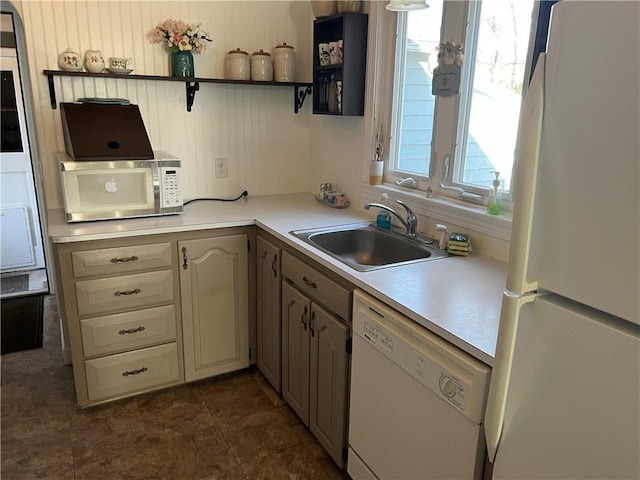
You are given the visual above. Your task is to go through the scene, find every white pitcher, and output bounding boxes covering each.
[84,49,105,74]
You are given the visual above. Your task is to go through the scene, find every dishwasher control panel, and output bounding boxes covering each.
[363,319,393,353]
[354,290,491,424]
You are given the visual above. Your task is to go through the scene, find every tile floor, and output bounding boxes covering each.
[1,295,351,480]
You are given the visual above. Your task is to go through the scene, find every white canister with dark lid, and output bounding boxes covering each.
[273,42,296,82]
[224,48,250,80]
[251,49,273,81]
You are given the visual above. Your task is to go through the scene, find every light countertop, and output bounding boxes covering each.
[48,193,507,366]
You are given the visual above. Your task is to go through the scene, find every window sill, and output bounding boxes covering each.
[359,182,512,241]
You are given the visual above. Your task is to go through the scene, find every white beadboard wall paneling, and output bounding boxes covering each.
[308,1,370,200]
[16,0,315,210]
[309,114,366,198]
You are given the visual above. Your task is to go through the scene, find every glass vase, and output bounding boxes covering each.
[171,50,194,77]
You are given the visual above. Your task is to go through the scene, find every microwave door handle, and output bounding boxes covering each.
[151,161,161,213]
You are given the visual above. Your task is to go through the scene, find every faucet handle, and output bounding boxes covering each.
[395,199,414,216]
[396,200,417,236]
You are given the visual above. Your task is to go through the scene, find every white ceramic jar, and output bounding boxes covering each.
[84,49,105,73]
[224,48,250,81]
[251,50,273,81]
[273,43,296,82]
[58,47,83,72]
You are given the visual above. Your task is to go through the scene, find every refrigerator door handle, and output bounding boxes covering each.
[484,291,537,462]
[505,53,546,295]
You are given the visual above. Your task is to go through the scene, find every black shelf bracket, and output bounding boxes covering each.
[295,84,313,114]
[46,74,57,109]
[186,81,200,112]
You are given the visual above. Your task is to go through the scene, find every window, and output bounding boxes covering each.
[387,0,539,206]
[389,0,443,178]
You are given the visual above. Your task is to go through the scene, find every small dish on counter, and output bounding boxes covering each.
[106,68,133,75]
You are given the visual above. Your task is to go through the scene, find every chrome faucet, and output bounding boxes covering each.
[364,199,418,237]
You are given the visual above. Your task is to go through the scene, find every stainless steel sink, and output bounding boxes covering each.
[291,222,447,271]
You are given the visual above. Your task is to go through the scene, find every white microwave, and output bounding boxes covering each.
[59,151,183,222]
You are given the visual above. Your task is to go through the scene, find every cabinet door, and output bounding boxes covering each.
[256,235,282,392]
[309,303,349,467]
[179,234,249,382]
[281,281,310,425]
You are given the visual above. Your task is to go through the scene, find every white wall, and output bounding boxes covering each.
[14,0,326,210]
[14,0,509,261]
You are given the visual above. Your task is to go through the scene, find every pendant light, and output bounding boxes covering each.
[386,0,429,11]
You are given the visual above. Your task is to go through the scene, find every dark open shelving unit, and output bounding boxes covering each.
[43,70,313,113]
[313,13,368,116]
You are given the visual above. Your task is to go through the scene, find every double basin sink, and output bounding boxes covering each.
[291,222,447,272]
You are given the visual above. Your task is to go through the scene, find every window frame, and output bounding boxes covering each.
[383,0,550,212]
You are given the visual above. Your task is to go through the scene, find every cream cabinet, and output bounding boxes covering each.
[282,281,311,418]
[53,238,184,407]
[256,234,282,392]
[54,227,253,408]
[281,250,351,468]
[179,234,250,382]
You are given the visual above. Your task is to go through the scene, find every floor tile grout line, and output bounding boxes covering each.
[194,385,248,479]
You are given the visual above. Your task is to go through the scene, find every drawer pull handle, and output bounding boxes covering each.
[272,254,278,278]
[111,255,139,264]
[122,366,148,377]
[114,288,141,297]
[303,276,317,289]
[182,247,188,270]
[310,310,316,337]
[301,305,308,330]
[118,326,146,335]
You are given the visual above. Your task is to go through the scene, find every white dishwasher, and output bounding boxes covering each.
[348,290,491,480]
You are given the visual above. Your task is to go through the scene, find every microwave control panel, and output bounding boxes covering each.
[160,167,183,208]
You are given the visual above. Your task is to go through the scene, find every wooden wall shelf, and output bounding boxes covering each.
[43,70,313,113]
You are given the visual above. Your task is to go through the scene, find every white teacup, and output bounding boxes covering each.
[329,42,340,64]
[109,57,132,70]
[318,43,330,66]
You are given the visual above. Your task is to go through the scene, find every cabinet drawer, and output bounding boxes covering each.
[81,305,177,357]
[85,342,180,402]
[75,270,174,316]
[282,251,350,319]
[72,242,172,278]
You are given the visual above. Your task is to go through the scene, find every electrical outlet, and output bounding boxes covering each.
[215,158,228,178]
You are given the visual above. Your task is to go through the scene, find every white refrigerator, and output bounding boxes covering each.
[484,1,640,479]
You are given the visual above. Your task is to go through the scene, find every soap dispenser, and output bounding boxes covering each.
[487,171,502,215]
[376,193,392,230]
